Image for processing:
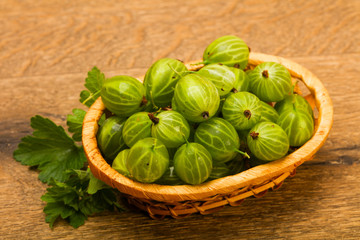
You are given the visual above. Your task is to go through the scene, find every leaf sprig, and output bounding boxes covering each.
[13,115,87,183]
[42,169,122,228]
[79,66,105,107]
[13,66,125,228]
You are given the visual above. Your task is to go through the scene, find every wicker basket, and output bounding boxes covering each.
[82,52,333,219]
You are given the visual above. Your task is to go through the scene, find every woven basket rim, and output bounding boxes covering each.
[82,52,334,202]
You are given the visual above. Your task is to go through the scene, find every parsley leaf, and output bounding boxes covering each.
[41,169,122,228]
[13,66,126,229]
[67,108,86,142]
[13,115,87,183]
[67,108,105,142]
[88,170,111,194]
[79,66,105,107]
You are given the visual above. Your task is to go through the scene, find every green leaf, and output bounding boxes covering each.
[68,212,87,228]
[43,202,75,228]
[87,168,110,194]
[41,170,124,229]
[79,66,105,107]
[13,115,87,183]
[67,109,86,141]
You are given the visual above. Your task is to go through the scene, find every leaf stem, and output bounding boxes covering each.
[81,90,101,106]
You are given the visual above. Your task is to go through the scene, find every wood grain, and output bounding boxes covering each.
[0,0,359,79]
[1,0,360,239]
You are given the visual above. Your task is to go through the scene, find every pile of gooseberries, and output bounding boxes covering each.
[97,35,315,185]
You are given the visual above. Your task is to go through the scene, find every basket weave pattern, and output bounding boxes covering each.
[82,52,333,218]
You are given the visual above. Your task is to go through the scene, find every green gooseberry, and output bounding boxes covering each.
[226,154,246,175]
[194,117,249,163]
[245,68,253,75]
[112,149,130,177]
[101,75,147,117]
[97,115,127,161]
[143,102,156,113]
[249,154,269,168]
[155,166,184,185]
[226,67,250,96]
[203,35,250,69]
[173,142,213,185]
[143,58,188,108]
[247,122,289,161]
[259,101,279,123]
[149,110,190,148]
[187,121,199,142]
[277,108,314,147]
[237,129,249,146]
[213,98,225,118]
[126,137,169,183]
[196,63,236,97]
[222,92,262,130]
[207,162,231,180]
[275,93,313,117]
[172,74,220,122]
[167,148,178,160]
[248,62,292,102]
[122,112,152,148]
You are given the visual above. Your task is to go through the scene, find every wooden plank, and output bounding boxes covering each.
[1,151,360,239]
[1,0,360,239]
[0,0,358,78]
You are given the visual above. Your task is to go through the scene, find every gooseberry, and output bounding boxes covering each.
[126,137,169,183]
[248,62,292,102]
[226,67,250,95]
[101,75,147,117]
[196,63,236,97]
[97,115,127,161]
[172,74,220,122]
[259,101,279,123]
[247,122,289,161]
[122,112,152,148]
[143,58,187,108]
[222,92,262,130]
[203,35,250,69]
[275,93,313,117]
[194,117,249,163]
[112,149,130,177]
[226,154,246,175]
[155,166,184,185]
[149,110,190,148]
[173,142,212,185]
[208,162,231,180]
[277,108,314,147]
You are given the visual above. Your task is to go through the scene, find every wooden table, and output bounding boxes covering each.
[1,0,359,239]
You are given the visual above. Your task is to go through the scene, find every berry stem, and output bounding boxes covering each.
[149,90,159,109]
[148,113,159,124]
[231,88,238,93]
[162,107,172,111]
[250,131,259,140]
[234,149,250,159]
[140,96,148,107]
[167,64,193,77]
[202,111,210,120]
[244,110,251,120]
[262,70,269,78]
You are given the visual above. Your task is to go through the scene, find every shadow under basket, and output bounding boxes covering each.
[82,52,333,219]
